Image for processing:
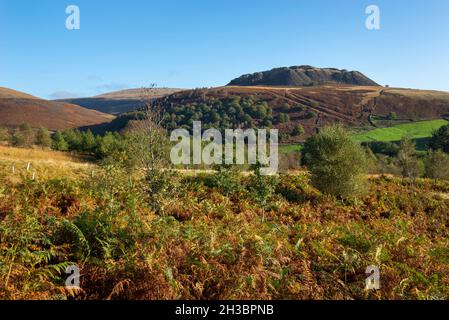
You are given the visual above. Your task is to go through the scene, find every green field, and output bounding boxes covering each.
[279,119,449,154]
[353,119,449,142]
[279,143,303,154]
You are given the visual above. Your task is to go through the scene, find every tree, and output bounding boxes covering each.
[397,136,422,190]
[118,86,173,213]
[64,129,83,151]
[262,119,273,128]
[52,132,69,151]
[35,128,52,149]
[291,124,305,136]
[96,132,121,159]
[82,130,97,153]
[10,123,35,147]
[388,112,398,121]
[276,113,290,124]
[424,149,449,181]
[249,162,278,222]
[302,125,367,198]
[304,111,317,119]
[0,127,9,142]
[254,103,269,118]
[429,124,449,153]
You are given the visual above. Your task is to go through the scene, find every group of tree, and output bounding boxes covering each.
[51,129,124,159]
[157,95,312,137]
[0,123,123,160]
[1,124,53,149]
[159,95,276,132]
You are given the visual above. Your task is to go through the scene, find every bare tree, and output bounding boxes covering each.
[123,85,181,213]
[125,84,171,172]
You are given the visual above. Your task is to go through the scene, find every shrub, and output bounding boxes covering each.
[302,125,367,198]
[424,149,449,181]
[206,166,244,196]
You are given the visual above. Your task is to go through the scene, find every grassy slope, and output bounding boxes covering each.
[353,119,449,142]
[0,145,94,181]
[279,119,449,154]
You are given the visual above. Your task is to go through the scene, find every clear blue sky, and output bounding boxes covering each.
[1,0,449,99]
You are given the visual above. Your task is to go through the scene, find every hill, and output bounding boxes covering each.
[87,85,449,141]
[0,87,114,130]
[60,88,185,115]
[228,66,380,87]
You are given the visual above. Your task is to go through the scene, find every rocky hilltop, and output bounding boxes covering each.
[228,65,380,87]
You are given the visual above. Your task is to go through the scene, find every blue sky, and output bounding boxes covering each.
[1,0,449,99]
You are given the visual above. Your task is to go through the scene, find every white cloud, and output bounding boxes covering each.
[49,90,80,99]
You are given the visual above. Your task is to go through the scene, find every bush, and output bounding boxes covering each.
[424,149,449,181]
[205,166,244,196]
[302,125,367,198]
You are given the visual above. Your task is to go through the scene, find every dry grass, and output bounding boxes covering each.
[0,145,95,181]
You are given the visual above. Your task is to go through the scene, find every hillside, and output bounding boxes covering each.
[87,85,449,141]
[60,88,185,115]
[228,66,380,87]
[0,87,114,130]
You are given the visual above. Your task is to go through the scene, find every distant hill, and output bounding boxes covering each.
[60,88,185,115]
[228,66,380,87]
[0,87,114,130]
